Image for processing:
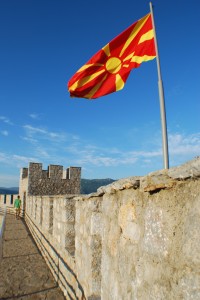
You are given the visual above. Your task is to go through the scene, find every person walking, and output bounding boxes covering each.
[14,195,21,219]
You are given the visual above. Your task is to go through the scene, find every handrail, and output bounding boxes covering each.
[0,205,7,260]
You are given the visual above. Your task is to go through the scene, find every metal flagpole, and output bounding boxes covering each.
[149,2,169,169]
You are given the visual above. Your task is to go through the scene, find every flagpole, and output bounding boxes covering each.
[149,2,169,169]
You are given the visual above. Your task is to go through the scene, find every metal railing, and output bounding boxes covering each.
[0,205,7,260]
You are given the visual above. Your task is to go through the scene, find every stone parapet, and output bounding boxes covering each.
[25,195,85,299]
[75,195,102,298]
[23,157,200,299]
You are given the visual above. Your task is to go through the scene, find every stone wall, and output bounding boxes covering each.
[23,157,200,299]
[25,194,85,299]
[19,162,81,197]
[75,195,102,298]
[0,194,19,215]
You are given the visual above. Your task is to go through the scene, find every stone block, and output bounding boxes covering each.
[91,213,102,235]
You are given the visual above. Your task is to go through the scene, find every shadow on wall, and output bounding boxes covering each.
[25,209,86,300]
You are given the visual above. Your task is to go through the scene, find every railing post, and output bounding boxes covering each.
[0,206,7,260]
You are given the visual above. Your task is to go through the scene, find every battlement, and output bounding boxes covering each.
[1,158,200,299]
[19,162,81,196]
[22,157,200,299]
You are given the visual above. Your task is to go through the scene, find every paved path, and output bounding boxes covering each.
[0,214,65,299]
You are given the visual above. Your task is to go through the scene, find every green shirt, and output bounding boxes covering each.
[14,198,21,208]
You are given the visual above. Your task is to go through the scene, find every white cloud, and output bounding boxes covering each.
[23,125,47,135]
[1,130,8,136]
[169,132,200,156]
[128,150,162,158]
[69,132,200,169]
[21,136,38,144]
[76,154,118,167]
[0,128,199,187]
[2,122,199,184]
[12,154,37,164]
[23,124,67,142]
[0,116,13,125]
[0,152,37,167]
[29,113,40,119]
[33,147,50,159]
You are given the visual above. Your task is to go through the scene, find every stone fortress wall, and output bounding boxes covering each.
[0,162,81,216]
[20,162,81,196]
[12,157,200,299]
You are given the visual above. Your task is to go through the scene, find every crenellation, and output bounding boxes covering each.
[19,162,81,196]
[68,166,81,180]
[48,164,64,179]
[29,162,43,177]
[20,167,28,179]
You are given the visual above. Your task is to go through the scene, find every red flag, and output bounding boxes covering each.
[68,13,156,100]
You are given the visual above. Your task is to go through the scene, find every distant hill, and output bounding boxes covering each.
[81,178,115,194]
[0,187,19,194]
[0,178,115,195]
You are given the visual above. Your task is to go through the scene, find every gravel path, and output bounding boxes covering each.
[0,214,65,299]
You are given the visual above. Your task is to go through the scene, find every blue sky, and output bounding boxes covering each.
[0,0,199,187]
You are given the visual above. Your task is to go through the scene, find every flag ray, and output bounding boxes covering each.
[119,14,150,58]
[102,43,111,57]
[139,29,154,44]
[77,63,104,73]
[115,74,125,91]
[85,75,108,99]
[69,69,105,91]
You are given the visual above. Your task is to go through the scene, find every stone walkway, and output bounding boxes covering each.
[0,214,65,299]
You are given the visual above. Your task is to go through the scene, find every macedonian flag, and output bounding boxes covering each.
[68,13,156,99]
